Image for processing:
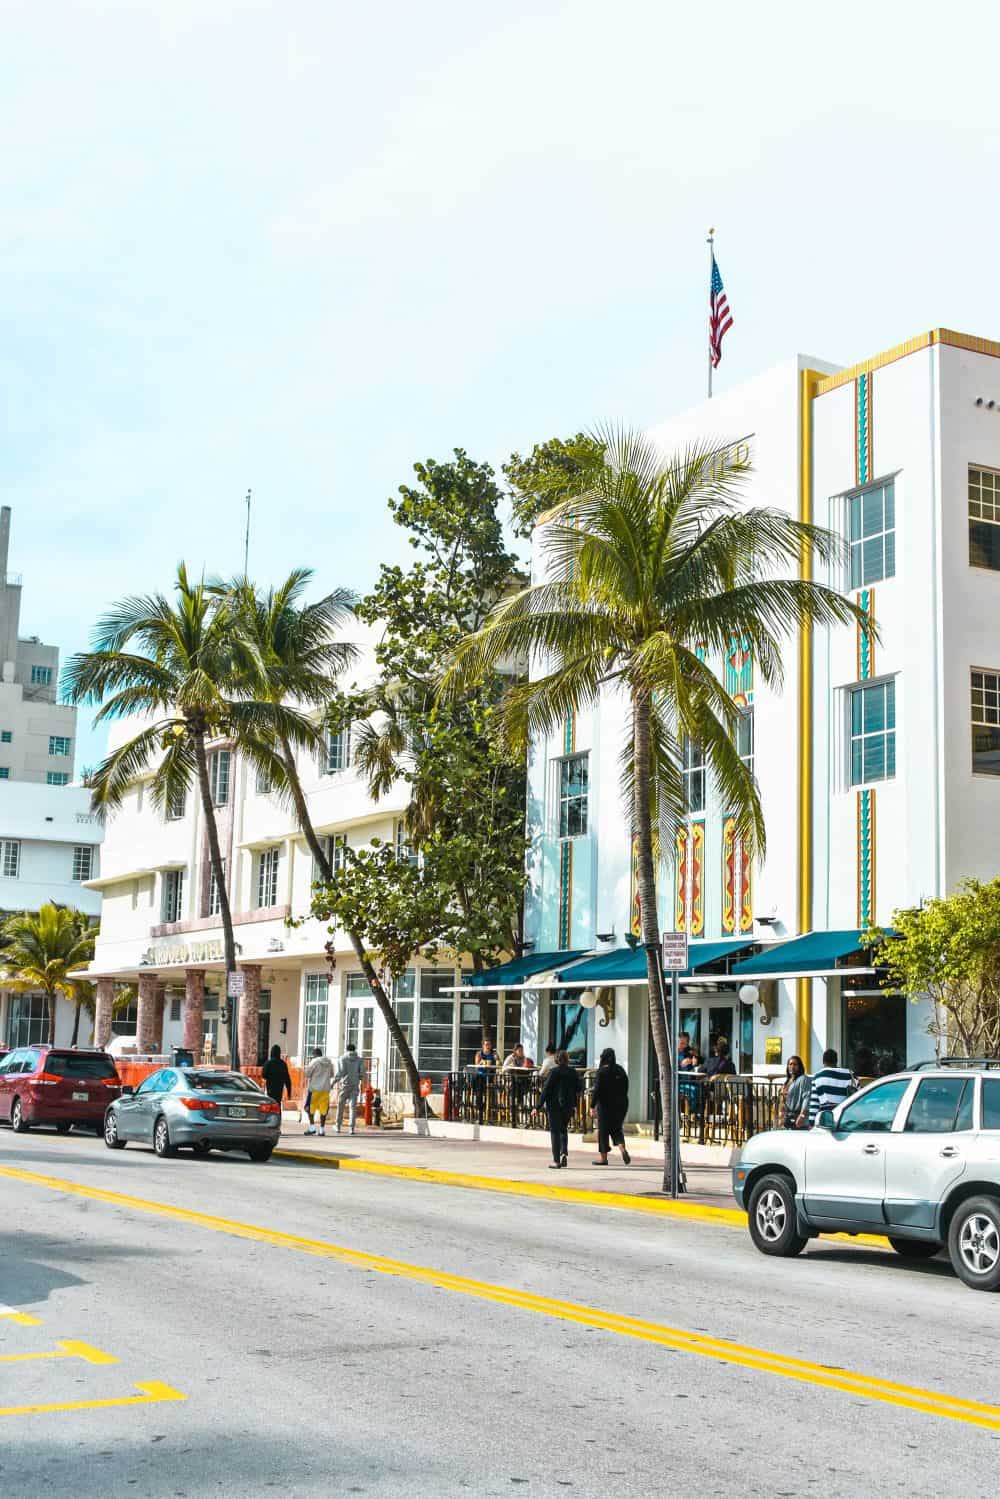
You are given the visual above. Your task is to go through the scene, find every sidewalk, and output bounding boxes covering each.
[273,1121,739,1212]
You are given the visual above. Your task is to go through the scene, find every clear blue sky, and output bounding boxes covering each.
[1,1,995,770]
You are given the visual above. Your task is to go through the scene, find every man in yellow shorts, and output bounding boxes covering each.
[304,1048,334,1136]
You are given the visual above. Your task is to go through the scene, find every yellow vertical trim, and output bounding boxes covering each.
[797,369,821,1065]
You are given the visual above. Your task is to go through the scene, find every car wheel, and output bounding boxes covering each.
[191,1141,211,1156]
[948,1196,1000,1291]
[888,1237,941,1259]
[153,1116,176,1158]
[11,1098,29,1134]
[104,1111,126,1150]
[747,1173,808,1257]
[55,1121,72,1135]
[247,1144,273,1163]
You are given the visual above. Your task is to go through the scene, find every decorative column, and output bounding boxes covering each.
[136,973,160,1055]
[153,984,167,1056]
[237,964,262,1072]
[94,978,116,1050]
[182,969,205,1054]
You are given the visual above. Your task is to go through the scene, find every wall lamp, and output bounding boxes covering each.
[580,987,616,1027]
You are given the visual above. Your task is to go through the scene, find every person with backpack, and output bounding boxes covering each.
[537,1049,582,1169]
[591,1046,631,1166]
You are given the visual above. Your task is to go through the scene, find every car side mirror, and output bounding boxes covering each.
[816,1109,835,1131]
[121,1085,134,1096]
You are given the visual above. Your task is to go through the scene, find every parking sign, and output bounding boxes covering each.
[661,933,688,972]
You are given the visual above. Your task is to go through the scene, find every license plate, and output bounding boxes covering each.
[226,1106,247,1118]
[72,1092,89,1102]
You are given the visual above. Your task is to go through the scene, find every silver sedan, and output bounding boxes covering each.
[104,1066,281,1162]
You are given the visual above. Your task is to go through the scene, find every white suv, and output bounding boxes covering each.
[733,1064,1000,1291]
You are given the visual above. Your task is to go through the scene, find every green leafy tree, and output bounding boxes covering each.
[443,428,865,1191]
[503,432,605,539]
[869,879,1000,1057]
[222,571,425,1108]
[328,450,529,1047]
[65,565,319,1069]
[0,904,96,1046]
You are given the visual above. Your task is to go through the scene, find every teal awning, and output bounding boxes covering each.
[466,950,587,988]
[554,939,755,987]
[730,929,890,979]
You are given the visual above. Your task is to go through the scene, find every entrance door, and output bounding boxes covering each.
[345,1005,374,1064]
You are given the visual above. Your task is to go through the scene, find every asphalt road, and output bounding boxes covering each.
[2,1127,999,1498]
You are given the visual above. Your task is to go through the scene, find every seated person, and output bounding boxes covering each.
[503,1042,531,1071]
[702,1038,736,1083]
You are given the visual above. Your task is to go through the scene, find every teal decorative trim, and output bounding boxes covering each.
[857,587,874,680]
[856,372,872,486]
[563,709,575,758]
[558,841,573,948]
[857,789,876,927]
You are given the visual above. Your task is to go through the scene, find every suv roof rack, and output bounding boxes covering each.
[911,1057,1000,1070]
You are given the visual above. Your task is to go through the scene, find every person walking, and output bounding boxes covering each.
[808,1048,856,1125]
[261,1044,293,1121]
[334,1042,365,1135]
[591,1047,631,1166]
[782,1055,811,1129]
[304,1047,334,1136]
[537,1049,581,1169]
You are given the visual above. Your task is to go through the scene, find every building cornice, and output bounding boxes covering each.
[813,328,1000,396]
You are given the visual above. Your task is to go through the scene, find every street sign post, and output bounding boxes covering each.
[226,971,246,998]
[660,931,688,1199]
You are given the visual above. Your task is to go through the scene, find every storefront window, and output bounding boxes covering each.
[6,994,48,1047]
[548,991,588,1067]
[844,991,906,1077]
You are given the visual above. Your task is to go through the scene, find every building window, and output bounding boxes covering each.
[46,772,69,786]
[394,819,418,867]
[388,969,416,1091]
[208,859,225,917]
[161,868,185,923]
[330,834,347,873]
[6,995,48,1047]
[557,753,589,838]
[72,846,94,882]
[48,735,71,757]
[1,730,10,743]
[165,786,186,821]
[256,847,280,909]
[416,969,457,1087]
[1,839,20,878]
[736,708,754,778]
[971,669,1000,775]
[850,680,896,785]
[848,480,895,589]
[681,737,705,813]
[323,727,351,774]
[969,466,1000,571]
[255,765,272,795]
[0,768,8,780]
[208,749,231,807]
[30,665,52,686]
[303,973,329,1054]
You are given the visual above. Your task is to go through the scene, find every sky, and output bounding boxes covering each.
[2,0,998,771]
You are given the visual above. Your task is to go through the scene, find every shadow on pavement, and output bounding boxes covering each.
[1,1227,170,1310]
[807,1243,956,1280]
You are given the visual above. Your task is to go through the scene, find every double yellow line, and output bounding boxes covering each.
[2,1162,997,1433]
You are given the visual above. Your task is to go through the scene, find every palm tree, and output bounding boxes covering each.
[442,429,865,1190]
[0,904,96,1046]
[223,572,426,1112]
[65,564,320,1069]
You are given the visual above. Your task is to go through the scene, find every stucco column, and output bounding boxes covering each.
[182,969,205,1055]
[94,978,116,1050]
[153,984,167,1056]
[237,965,262,1072]
[136,974,160,1055]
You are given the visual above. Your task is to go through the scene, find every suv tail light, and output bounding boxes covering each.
[179,1097,219,1112]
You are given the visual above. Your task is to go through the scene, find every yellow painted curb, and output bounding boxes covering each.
[271,1148,890,1249]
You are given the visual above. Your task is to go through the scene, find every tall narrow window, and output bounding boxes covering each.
[208,749,231,807]
[303,973,329,1053]
[681,737,706,814]
[849,680,896,785]
[72,846,94,882]
[208,859,226,916]
[1,839,21,878]
[969,466,1000,571]
[331,833,347,872]
[848,480,895,589]
[324,728,351,774]
[736,709,754,778]
[256,847,280,908]
[161,869,185,923]
[166,786,186,821]
[971,669,1000,775]
[394,819,418,866]
[557,753,589,838]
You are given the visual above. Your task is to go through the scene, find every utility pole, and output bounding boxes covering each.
[243,488,251,576]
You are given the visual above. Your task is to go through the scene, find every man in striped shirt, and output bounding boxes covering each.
[809,1049,856,1125]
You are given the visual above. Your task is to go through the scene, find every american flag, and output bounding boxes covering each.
[709,255,733,369]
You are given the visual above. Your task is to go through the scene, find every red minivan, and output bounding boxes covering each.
[0,1047,122,1135]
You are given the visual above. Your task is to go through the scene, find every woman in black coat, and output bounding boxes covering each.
[537,1049,582,1169]
[261,1044,293,1109]
[591,1046,631,1166]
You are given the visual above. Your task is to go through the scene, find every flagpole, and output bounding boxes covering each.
[707,226,715,400]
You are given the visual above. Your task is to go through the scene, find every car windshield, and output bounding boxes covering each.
[183,1072,261,1093]
[44,1053,118,1080]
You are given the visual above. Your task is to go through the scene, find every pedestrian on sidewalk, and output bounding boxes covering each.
[261,1045,293,1122]
[538,1043,557,1078]
[304,1048,334,1136]
[591,1047,631,1166]
[335,1043,365,1135]
[808,1048,856,1125]
[538,1049,581,1169]
[782,1055,811,1129]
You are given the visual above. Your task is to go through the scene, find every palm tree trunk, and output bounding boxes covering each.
[47,988,57,1047]
[633,689,675,1193]
[70,1001,81,1047]
[192,728,239,1068]
[279,738,426,1117]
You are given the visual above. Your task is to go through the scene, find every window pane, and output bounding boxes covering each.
[862,487,883,535]
[862,736,885,782]
[886,733,896,779]
[851,690,864,734]
[973,725,1000,775]
[861,535,882,586]
[836,1078,909,1132]
[848,494,862,542]
[885,680,896,729]
[883,483,895,530]
[851,739,864,785]
[862,685,885,734]
[904,1078,969,1133]
[883,528,896,580]
[983,1079,1000,1129]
